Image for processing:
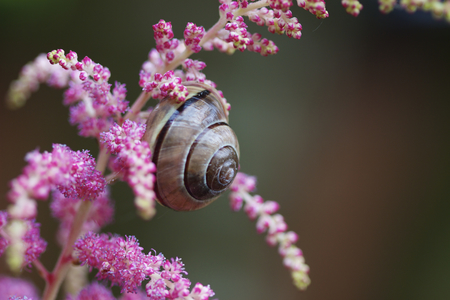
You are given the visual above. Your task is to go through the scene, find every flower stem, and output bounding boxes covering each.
[124,90,152,121]
[42,201,91,300]
[32,259,50,282]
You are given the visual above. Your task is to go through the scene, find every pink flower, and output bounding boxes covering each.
[139,70,188,102]
[74,232,214,299]
[101,120,157,220]
[297,0,329,19]
[152,20,180,64]
[342,0,363,16]
[0,218,47,270]
[46,49,129,138]
[224,17,250,51]
[7,144,105,220]
[184,23,205,53]
[268,0,293,11]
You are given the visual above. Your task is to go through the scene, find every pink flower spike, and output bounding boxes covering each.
[297,0,329,19]
[7,144,105,216]
[152,20,181,64]
[101,120,157,220]
[6,53,72,109]
[229,172,310,290]
[219,0,239,20]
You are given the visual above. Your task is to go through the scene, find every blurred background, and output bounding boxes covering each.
[1,1,450,299]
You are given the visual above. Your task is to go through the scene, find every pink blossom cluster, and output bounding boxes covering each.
[152,20,181,64]
[229,172,311,290]
[184,22,205,53]
[75,232,215,300]
[0,144,105,271]
[0,214,47,270]
[47,50,111,83]
[7,144,105,220]
[47,49,129,137]
[298,0,329,18]
[248,7,302,39]
[138,70,189,102]
[138,20,191,102]
[100,120,157,220]
[50,190,114,245]
[342,0,363,16]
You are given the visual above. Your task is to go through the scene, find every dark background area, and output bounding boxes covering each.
[1,1,450,299]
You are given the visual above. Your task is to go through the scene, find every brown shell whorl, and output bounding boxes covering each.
[143,82,240,211]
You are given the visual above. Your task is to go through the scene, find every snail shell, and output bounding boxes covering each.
[143,82,240,211]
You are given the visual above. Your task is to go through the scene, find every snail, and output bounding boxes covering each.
[143,82,240,211]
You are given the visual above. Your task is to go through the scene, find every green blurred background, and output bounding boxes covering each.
[1,1,450,299]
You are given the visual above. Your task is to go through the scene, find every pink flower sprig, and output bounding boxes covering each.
[182,59,208,84]
[224,16,251,51]
[6,53,72,109]
[47,50,111,83]
[138,70,189,102]
[184,23,205,53]
[50,189,114,246]
[2,144,105,272]
[0,216,47,271]
[47,49,129,138]
[229,172,311,290]
[74,232,215,299]
[247,33,280,56]
[153,20,180,64]
[297,0,329,19]
[342,0,364,16]
[100,120,157,220]
[7,144,105,220]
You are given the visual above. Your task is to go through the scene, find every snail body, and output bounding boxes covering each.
[143,82,240,211]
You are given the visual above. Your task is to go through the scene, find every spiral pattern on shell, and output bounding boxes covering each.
[143,82,240,211]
